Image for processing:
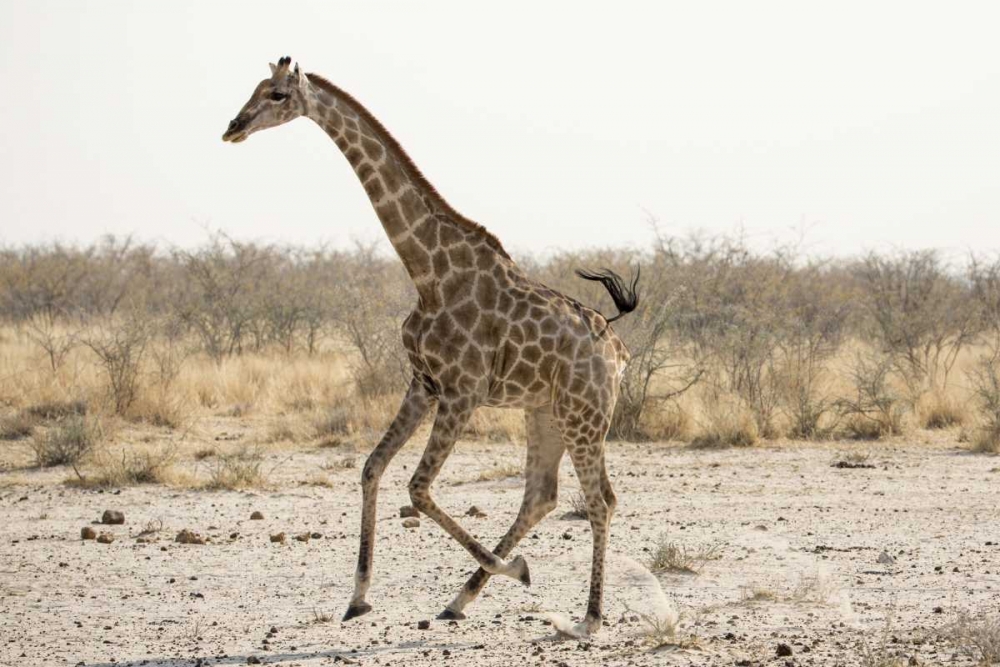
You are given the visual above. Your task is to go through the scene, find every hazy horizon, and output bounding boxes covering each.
[1,1,998,259]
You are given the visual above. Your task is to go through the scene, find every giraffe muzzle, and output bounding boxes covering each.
[222,117,248,143]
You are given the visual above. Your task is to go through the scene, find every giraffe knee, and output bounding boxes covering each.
[361,455,386,486]
[603,488,617,516]
[407,476,430,509]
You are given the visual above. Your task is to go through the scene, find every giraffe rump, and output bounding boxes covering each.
[575,266,640,324]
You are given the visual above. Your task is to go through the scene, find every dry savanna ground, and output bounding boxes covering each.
[2,341,1000,667]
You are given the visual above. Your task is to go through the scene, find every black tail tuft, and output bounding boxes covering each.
[575,266,640,324]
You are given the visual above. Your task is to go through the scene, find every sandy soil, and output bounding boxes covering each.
[2,428,999,667]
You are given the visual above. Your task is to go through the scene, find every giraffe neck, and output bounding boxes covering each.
[303,75,509,308]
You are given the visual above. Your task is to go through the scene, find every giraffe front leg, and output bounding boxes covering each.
[440,407,565,619]
[409,400,531,585]
[343,378,433,622]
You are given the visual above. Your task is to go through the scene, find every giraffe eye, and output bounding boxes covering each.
[269,92,288,102]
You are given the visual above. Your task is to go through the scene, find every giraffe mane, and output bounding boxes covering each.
[306,73,511,260]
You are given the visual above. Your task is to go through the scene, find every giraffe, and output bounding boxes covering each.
[222,56,639,638]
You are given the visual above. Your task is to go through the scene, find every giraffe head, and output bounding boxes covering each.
[222,56,310,143]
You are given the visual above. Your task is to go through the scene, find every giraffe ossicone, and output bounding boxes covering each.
[223,56,639,636]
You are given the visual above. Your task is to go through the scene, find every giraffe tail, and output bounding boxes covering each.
[574,265,640,324]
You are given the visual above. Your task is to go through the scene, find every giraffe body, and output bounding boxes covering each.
[223,57,637,637]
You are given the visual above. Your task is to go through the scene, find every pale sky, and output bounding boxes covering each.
[1,1,998,258]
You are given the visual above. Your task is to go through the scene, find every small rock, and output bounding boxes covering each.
[562,532,572,540]
[96,532,115,544]
[250,511,264,520]
[81,527,97,540]
[466,506,487,518]
[417,619,431,630]
[294,533,311,543]
[270,532,286,543]
[247,657,262,665]
[877,551,896,565]
[402,518,420,529]
[310,532,322,539]
[400,506,419,518]
[175,529,206,545]
[101,510,125,525]
[776,643,793,657]
[933,606,944,614]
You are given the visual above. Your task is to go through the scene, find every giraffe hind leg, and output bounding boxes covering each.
[439,406,565,619]
[552,403,614,638]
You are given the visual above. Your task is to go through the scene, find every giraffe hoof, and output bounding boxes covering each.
[437,608,466,621]
[342,602,372,621]
[509,555,531,587]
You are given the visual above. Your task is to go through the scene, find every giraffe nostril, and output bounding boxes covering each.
[228,119,239,131]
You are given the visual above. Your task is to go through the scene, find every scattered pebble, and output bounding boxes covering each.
[417,620,430,630]
[877,551,896,565]
[466,506,487,518]
[101,510,125,525]
[175,529,206,545]
[96,532,115,544]
[81,527,96,540]
[402,518,420,529]
[250,511,264,520]
[776,643,793,657]
[270,532,286,543]
[400,506,419,518]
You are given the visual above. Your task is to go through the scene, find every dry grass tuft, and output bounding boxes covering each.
[192,446,216,461]
[739,585,779,603]
[0,412,36,441]
[972,427,1000,454]
[265,419,300,444]
[859,606,908,667]
[837,353,908,440]
[464,407,525,443]
[67,446,175,488]
[311,608,335,624]
[968,356,1000,454]
[831,450,874,468]
[790,572,838,604]
[472,458,522,483]
[126,390,192,430]
[942,611,1000,666]
[203,446,267,490]
[313,407,352,439]
[647,536,722,575]
[641,403,692,442]
[690,398,758,449]
[624,604,699,650]
[565,489,589,519]
[303,472,333,487]
[24,399,87,421]
[30,415,102,467]
[918,392,967,429]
